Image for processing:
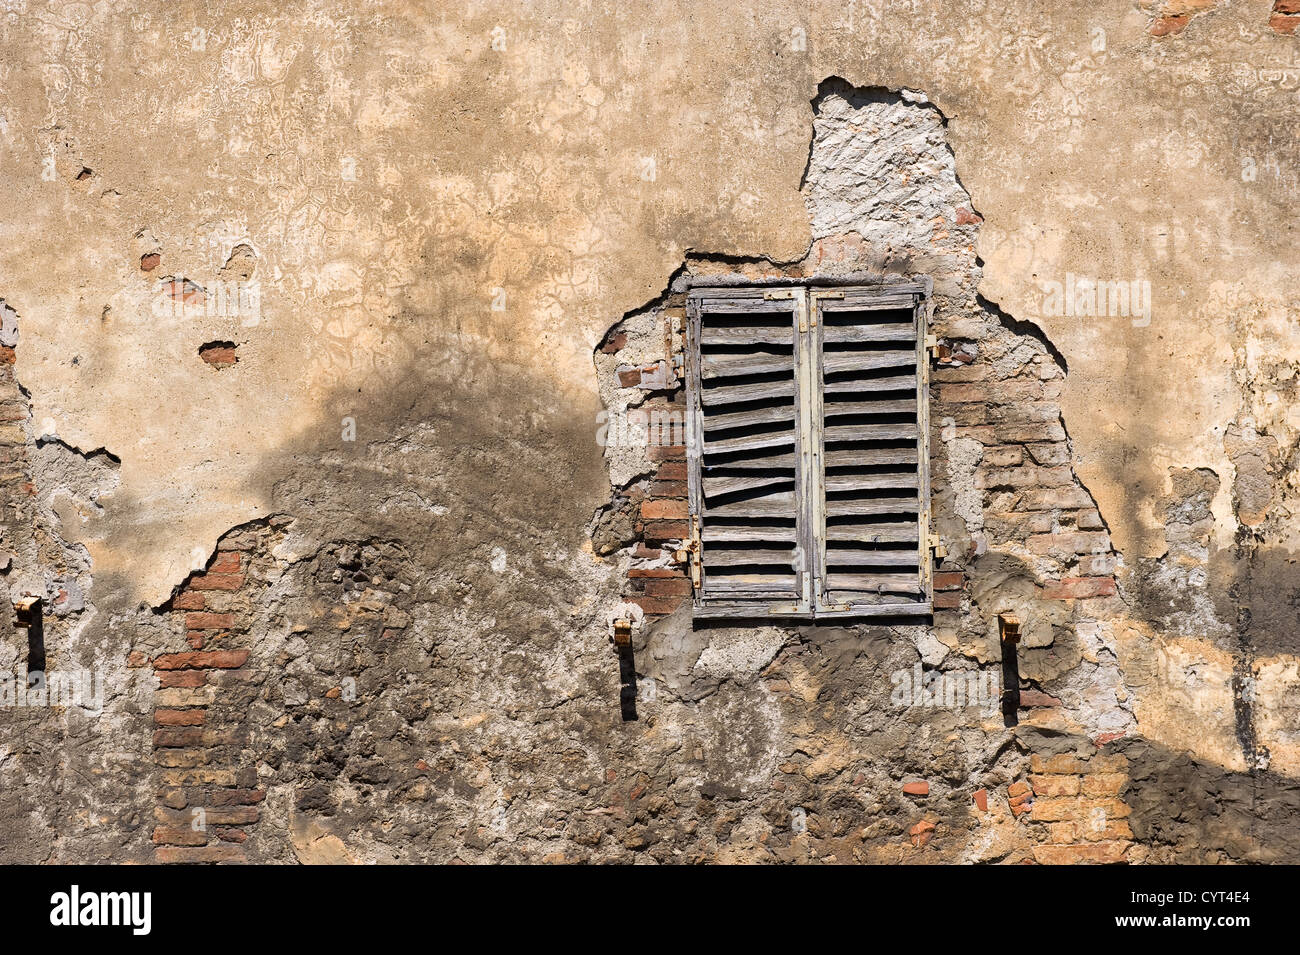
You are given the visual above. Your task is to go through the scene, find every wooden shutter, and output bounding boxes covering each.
[685,287,812,617]
[811,285,931,616]
[685,282,931,619]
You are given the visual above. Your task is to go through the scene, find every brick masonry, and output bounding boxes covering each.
[145,533,267,863]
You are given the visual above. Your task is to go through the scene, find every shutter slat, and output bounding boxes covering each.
[822,398,916,417]
[702,404,796,431]
[702,353,795,379]
[701,326,794,345]
[825,473,917,492]
[702,429,796,454]
[825,573,924,594]
[821,324,915,343]
[706,492,797,518]
[823,448,917,468]
[825,499,919,516]
[823,423,918,443]
[825,522,918,543]
[704,523,799,543]
[703,473,791,497]
[824,549,919,566]
[700,378,796,406]
[823,374,915,394]
[823,350,915,374]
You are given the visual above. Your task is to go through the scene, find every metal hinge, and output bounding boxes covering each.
[673,515,702,589]
[763,289,794,300]
[929,534,947,560]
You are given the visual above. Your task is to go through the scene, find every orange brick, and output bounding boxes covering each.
[1030,774,1080,797]
[190,574,244,591]
[153,650,247,670]
[1080,773,1127,796]
[173,591,206,610]
[641,499,688,520]
[208,551,242,573]
[184,612,234,631]
[1032,841,1129,864]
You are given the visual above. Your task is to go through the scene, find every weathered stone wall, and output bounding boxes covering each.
[0,2,1297,864]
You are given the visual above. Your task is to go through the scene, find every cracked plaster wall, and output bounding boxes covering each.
[0,1,1297,863]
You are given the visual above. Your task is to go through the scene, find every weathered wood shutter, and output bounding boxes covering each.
[811,285,932,617]
[685,282,931,619]
[685,287,811,616]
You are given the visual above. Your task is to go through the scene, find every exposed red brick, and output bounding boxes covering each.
[627,567,685,579]
[127,651,148,668]
[190,573,245,591]
[199,342,237,367]
[152,826,207,847]
[153,649,247,670]
[648,480,687,498]
[1150,14,1189,36]
[630,595,680,616]
[648,444,686,462]
[1270,12,1300,31]
[153,727,205,748]
[645,577,691,597]
[1276,0,1300,13]
[155,708,206,726]
[908,819,936,848]
[173,591,206,610]
[955,207,982,225]
[933,571,963,591]
[972,789,989,813]
[902,781,929,796]
[207,788,267,806]
[641,498,687,520]
[140,252,161,272]
[932,590,962,609]
[600,331,627,354]
[183,612,235,631]
[158,670,208,688]
[655,461,687,481]
[1043,576,1117,600]
[1019,689,1062,708]
[617,367,641,387]
[642,520,688,541]
[209,551,242,573]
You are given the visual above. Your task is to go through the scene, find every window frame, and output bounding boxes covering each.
[684,279,933,621]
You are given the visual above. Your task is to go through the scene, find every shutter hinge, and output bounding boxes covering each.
[929,534,948,560]
[813,290,844,299]
[763,289,794,300]
[673,515,702,589]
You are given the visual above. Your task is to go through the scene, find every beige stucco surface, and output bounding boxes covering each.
[0,2,1297,863]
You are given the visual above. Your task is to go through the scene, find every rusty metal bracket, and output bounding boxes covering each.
[673,514,702,589]
[13,594,45,686]
[999,612,1021,725]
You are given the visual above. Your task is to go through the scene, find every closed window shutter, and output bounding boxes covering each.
[812,286,931,616]
[686,287,811,617]
[685,283,931,619]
